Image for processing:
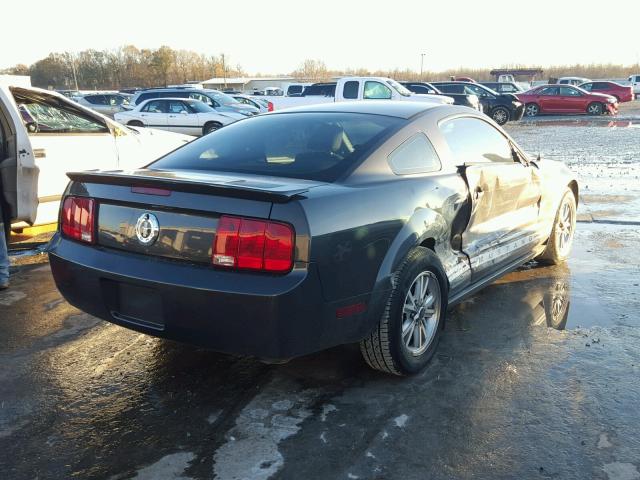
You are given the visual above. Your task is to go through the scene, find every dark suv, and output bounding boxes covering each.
[401,82,481,111]
[431,82,524,125]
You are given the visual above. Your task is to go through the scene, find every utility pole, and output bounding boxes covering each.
[70,54,79,91]
[221,53,227,88]
[420,53,426,80]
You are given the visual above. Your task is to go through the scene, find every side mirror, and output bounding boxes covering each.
[26,122,38,133]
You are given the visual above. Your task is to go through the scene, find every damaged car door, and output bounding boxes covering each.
[440,116,542,281]
[0,87,38,224]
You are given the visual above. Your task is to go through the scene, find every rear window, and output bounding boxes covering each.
[150,112,403,182]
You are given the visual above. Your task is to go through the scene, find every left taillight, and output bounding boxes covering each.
[61,196,96,244]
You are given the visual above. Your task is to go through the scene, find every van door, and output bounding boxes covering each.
[11,87,118,226]
[0,88,38,224]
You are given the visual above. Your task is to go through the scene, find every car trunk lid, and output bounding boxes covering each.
[68,169,321,264]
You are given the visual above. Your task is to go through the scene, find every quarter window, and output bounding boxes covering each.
[363,81,392,100]
[440,117,513,164]
[388,134,441,175]
[343,81,359,99]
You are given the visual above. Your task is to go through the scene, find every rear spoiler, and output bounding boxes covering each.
[66,171,310,203]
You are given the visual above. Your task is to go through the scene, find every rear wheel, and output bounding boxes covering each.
[537,188,576,265]
[203,122,222,135]
[525,103,539,117]
[127,120,144,127]
[360,247,448,375]
[586,102,603,115]
[491,107,510,125]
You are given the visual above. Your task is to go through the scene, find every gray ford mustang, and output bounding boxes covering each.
[49,101,578,375]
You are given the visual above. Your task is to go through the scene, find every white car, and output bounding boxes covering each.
[558,77,591,86]
[0,85,193,228]
[114,98,243,136]
[232,94,270,113]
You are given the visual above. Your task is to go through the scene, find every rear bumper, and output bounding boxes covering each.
[48,235,372,359]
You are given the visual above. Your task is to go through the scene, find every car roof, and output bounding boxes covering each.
[271,101,442,119]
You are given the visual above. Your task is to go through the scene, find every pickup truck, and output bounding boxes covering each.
[628,75,640,95]
[0,84,193,231]
[256,77,454,111]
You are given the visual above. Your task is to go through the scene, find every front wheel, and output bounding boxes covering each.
[491,107,510,125]
[360,247,448,375]
[586,102,603,115]
[525,103,540,117]
[537,188,576,265]
[203,122,222,135]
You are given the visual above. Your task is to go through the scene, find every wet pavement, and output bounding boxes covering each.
[2,108,640,479]
[1,221,639,480]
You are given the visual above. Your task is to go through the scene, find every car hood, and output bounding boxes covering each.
[412,94,455,104]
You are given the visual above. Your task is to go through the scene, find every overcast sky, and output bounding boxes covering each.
[2,0,639,74]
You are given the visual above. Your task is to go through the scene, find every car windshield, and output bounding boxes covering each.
[209,91,239,106]
[187,100,215,113]
[150,112,403,182]
[386,80,412,97]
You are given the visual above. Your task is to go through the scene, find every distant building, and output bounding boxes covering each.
[200,76,305,92]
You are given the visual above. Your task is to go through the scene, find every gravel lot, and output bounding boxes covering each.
[1,105,640,480]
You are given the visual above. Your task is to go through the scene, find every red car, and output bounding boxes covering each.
[578,81,634,102]
[518,85,618,116]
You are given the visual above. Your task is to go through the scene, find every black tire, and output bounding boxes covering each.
[491,106,510,125]
[203,122,222,135]
[360,247,448,376]
[586,102,603,115]
[127,120,144,127]
[525,103,540,117]
[537,188,576,265]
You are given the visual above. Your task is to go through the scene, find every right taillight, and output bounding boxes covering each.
[212,215,294,273]
[61,196,96,244]
[267,101,274,112]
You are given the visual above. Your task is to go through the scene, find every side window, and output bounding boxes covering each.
[467,85,493,98]
[86,95,107,105]
[581,83,593,91]
[17,100,108,134]
[388,134,441,175]
[439,117,513,164]
[538,87,558,96]
[593,82,609,90]
[343,81,359,99]
[168,101,189,113]
[363,81,392,100]
[560,87,581,96]
[142,100,168,113]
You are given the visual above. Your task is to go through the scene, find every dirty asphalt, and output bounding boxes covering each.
[1,112,640,480]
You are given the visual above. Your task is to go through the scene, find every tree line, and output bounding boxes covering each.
[2,47,639,90]
[1,45,245,90]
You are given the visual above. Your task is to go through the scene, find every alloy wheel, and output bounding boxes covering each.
[556,197,575,256]
[401,271,441,356]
